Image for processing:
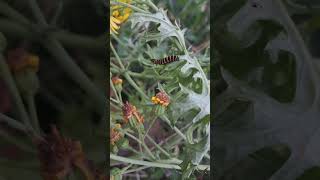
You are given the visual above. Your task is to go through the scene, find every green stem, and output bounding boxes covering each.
[111,66,172,80]
[110,154,181,169]
[122,166,150,175]
[52,31,105,53]
[0,2,31,25]
[140,134,156,160]
[161,115,186,140]
[111,42,149,100]
[143,116,157,139]
[28,0,47,26]
[126,146,142,156]
[110,122,155,160]
[0,129,36,153]
[146,135,171,158]
[0,113,27,132]
[173,126,187,140]
[124,73,149,100]
[26,94,41,134]
[110,1,149,14]
[146,0,159,11]
[43,38,105,111]
[0,54,36,136]
[128,71,173,80]
[110,77,122,105]
[111,154,210,171]
[110,42,125,69]
[110,97,122,105]
[111,33,129,49]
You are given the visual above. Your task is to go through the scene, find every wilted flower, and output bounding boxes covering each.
[122,101,144,124]
[110,0,132,34]
[110,124,122,145]
[151,91,170,107]
[34,125,106,180]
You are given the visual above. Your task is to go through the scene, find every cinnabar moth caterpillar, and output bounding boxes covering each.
[151,56,179,65]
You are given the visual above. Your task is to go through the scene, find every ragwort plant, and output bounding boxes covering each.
[110,0,210,179]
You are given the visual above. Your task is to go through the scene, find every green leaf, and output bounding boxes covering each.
[177,84,210,124]
[130,9,186,48]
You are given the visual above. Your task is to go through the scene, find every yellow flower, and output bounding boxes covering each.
[111,76,123,85]
[110,0,132,34]
[151,91,170,107]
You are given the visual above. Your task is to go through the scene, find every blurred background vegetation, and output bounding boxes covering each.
[213,0,320,179]
[0,0,107,179]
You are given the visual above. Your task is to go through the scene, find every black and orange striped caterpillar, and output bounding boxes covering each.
[151,55,179,65]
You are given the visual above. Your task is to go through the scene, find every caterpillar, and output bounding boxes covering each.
[151,55,179,65]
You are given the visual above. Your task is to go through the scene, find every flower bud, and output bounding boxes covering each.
[6,48,40,96]
[112,76,123,92]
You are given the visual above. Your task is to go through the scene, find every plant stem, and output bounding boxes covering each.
[111,33,129,49]
[43,38,105,111]
[143,116,157,139]
[161,115,187,140]
[0,18,105,53]
[146,135,171,158]
[145,0,158,11]
[128,71,173,80]
[0,54,36,136]
[111,154,210,171]
[110,42,149,100]
[110,42,125,69]
[111,1,149,14]
[0,129,36,153]
[125,73,149,100]
[0,113,27,132]
[122,166,150,175]
[0,1,31,25]
[140,135,156,160]
[110,77,122,104]
[110,122,155,160]
[26,94,41,134]
[28,0,47,26]
[110,154,181,169]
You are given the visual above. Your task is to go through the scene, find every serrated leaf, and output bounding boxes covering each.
[177,84,209,124]
[130,9,186,47]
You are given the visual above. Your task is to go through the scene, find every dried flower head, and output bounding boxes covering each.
[151,91,170,107]
[110,0,132,34]
[34,125,106,180]
[110,124,122,145]
[122,101,144,124]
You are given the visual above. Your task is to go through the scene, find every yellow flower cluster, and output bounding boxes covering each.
[110,0,132,34]
[151,91,170,107]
